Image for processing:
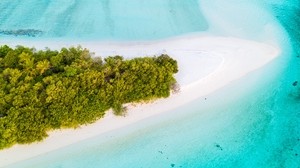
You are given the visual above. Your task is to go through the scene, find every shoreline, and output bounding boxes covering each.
[0,35,280,167]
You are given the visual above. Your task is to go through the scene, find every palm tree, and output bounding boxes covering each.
[36,60,50,74]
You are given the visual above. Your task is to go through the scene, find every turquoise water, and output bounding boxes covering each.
[1,0,300,168]
[0,0,207,40]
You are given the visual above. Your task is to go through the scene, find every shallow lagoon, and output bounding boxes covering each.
[0,0,207,40]
[1,0,300,167]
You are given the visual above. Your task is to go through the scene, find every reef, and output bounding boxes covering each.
[293,81,298,86]
[0,29,43,37]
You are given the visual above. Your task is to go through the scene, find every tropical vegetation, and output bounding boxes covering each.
[0,45,178,149]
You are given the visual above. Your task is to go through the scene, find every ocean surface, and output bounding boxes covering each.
[1,0,300,168]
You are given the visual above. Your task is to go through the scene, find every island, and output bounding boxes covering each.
[0,45,178,149]
[0,36,280,166]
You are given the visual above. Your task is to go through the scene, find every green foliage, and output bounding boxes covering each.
[36,60,50,74]
[0,45,178,149]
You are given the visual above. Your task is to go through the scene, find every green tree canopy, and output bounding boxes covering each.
[0,45,178,149]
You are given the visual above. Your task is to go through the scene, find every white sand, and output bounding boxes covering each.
[0,35,280,167]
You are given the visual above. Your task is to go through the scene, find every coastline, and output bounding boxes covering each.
[0,35,280,167]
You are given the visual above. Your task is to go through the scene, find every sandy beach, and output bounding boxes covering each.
[0,35,280,167]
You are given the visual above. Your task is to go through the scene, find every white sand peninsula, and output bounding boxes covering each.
[0,35,280,167]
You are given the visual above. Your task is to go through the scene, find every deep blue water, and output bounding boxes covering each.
[1,0,300,168]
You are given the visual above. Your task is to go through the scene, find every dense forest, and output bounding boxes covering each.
[0,45,178,149]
